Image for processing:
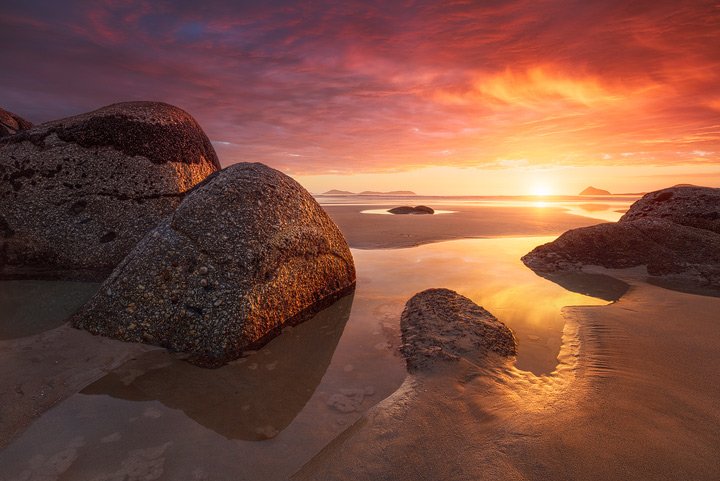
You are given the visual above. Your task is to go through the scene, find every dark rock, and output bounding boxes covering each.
[400,288,516,372]
[0,107,33,138]
[522,218,720,287]
[620,186,720,234]
[0,101,220,279]
[72,162,356,367]
[388,205,434,215]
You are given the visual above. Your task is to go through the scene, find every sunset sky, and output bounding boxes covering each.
[2,1,719,195]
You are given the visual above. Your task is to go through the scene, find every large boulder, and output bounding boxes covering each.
[620,186,720,234]
[400,288,517,372]
[0,101,220,279]
[72,162,356,367]
[0,107,33,137]
[523,186,720,289]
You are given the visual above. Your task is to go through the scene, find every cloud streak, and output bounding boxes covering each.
[1,0,718,175]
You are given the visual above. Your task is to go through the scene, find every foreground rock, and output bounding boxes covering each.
[523,186,720,289]
[620,186,720,234]
[401,288,517,372]
[0,107,33,137]
[388,205,434,215]
[73,162,356,367]
[0,101,220,279]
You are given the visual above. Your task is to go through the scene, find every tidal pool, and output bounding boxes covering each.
[0,237,619,480]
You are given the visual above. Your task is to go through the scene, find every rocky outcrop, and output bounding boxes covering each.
[0,101,220,279]
[523,186,720,289]
[72,162,356,367]
[400,288,517,372]
[620,186,720,234]
[388,205,434,215]
[0,108,33,137]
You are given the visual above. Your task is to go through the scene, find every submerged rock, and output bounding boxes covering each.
[0,101,220,279]
[0,107,33,137]
[72,162,356,367]
[523,186,720,289]
[400,288,517,372]
[388,205,434,215]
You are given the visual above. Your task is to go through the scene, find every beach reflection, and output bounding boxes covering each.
[0,237,619,480]
[82,293,355,441]
[352,237,611,374]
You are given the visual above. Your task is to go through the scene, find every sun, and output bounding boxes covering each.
[530,183,553,196]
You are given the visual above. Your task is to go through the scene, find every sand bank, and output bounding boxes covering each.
[294,272,720,480]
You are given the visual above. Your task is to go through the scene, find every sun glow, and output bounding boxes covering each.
[530,183,553,196]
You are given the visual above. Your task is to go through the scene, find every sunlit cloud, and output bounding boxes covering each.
[0,0,718,192]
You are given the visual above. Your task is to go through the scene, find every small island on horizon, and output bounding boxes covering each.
[321,189,417,196]
[579,186,611,195]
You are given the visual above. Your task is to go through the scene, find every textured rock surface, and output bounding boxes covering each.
[388,205,434,215]
[620,186,720,234]
[72,162,356,367]
[0,107,33,137]
[400,288,516,372]
[523,186,720,289]
[0,101,220,279]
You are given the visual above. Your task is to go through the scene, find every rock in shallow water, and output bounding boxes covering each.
[400,288,517,372]
[0,101,220,279]
[72,162,356,367]
[522,186,720,289]
[388,205,434,215]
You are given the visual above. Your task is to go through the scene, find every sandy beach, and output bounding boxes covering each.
[295,270,720,480]
[1,205,718,480]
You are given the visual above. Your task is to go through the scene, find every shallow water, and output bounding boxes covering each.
[318,194,636,223]
[0,280,99,339]
[0,237,614,480]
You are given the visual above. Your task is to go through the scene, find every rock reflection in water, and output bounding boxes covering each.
[82,293,354,441]
[529,272,630,302]
[0,280,99,339]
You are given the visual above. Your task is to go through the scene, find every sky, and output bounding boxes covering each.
[1,0,719,195]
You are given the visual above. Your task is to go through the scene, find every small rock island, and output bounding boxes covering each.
[579,186,611,195]
[388,205,434,215]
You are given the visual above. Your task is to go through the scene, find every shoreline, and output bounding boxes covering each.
[322,204,616,249]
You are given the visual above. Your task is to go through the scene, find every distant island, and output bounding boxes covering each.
[322,189,355,195]
[579,186,611,195]
[321,190,417,196]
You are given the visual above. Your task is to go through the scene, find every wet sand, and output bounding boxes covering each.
[323,204,610,249]
[294,270,720,480]
[2,203,716,479]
